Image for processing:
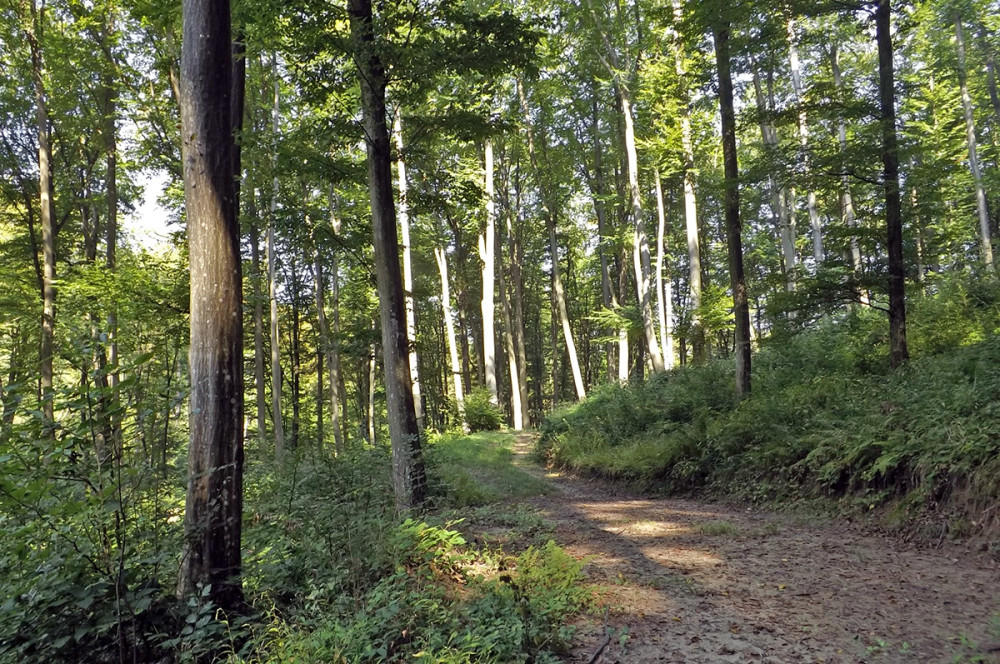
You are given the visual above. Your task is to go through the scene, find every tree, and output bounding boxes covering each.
[875,0,909,368]
[176,0,244,609]
[348,0,426,510]
[712,14,751,398]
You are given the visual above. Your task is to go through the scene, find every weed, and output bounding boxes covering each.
[695,520,740,536]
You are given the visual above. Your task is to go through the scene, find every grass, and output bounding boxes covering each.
[538,280,1000,536]
[694,520,740,536]
[427,431,551,506]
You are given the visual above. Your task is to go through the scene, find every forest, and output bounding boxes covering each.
[2,0,1000,659]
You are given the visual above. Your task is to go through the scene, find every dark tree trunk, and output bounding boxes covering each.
[713,20,751,399]
[348,0,426,510]
[876,0,909,368]
[177,0,244,611]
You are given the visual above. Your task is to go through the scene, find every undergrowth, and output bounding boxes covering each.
[540,277,1000,537]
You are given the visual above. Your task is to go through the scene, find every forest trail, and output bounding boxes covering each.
[509,434,1000,664]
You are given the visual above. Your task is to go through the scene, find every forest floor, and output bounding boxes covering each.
[505,434,1000,664]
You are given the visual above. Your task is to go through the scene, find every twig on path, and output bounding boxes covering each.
[585,633,612,664]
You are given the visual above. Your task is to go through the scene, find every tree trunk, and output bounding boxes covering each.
[328,192,345,452]
[654,170,673,369]
[876,0,909,368]
[26,0,56,427]
[619,87,665,373]
[177,0,244,610]
[751,61,796,292]
[713,20,751,399]
[268,57,285,460]
[290,257,301,450]
[349,0,426,510]
[497,224,523,429]
[481,140,499,405]
[509,210,530,424]
[830,43,867,304]
[435,246,467,432]
[955,16,994,270]
[392,115,425,428]
[250,215,266,443]
[100,14,121,449]
[672,0,705,362]
[517,79,586,400]
[786,17,823,265]
[314,248,325,446]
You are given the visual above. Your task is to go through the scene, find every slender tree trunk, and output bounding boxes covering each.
[100,15,121,448]
[349,0,426,510]
[509,211,530,424]
[751,62,796,292]
[497,225,523,428]
[314,248,325,447]
[392,115,425,428]
[955,16,994,270]
[367,341,376,444]
[481,140,498,404]
[268,57,285,460]
[290,258,301,451]
[787,17,823,265]
[588,95,617,383]
[654,170,673,369]
[435,246,467,432]
[713,20,751,399]
[830,43,867,304]
[250,215,266,443]
[328,192,344,452]
[177,0,244,610]
[26,0,56,427]
[517,79,586,400]
[620,87,665,373]
[876,0,909,368]
[672,0,705,361]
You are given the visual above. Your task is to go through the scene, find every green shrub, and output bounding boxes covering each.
[464,388,503,432]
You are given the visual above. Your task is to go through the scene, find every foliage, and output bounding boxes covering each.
[425,432,549,506]
[540,279,1000,535]
[463,388,504,433]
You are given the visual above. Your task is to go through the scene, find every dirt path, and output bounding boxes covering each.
[510,435,1000,664]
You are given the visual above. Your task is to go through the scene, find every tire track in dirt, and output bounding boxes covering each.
[510,434,1000,663]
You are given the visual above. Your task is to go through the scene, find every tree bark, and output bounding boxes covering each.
[177,0,244,610]
[249,208,267,444]
[348,0,426,510]
[713,20,751,399]
[955,16,994,270]
[392,115,425,428]
[876,0,909,368]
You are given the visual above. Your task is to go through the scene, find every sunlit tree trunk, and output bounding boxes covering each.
[672,0,705,361]
[619,86,664,373]
[751,61,796,292]
[177,0,244,610]
[249,209,266,443]
[392,115,425,428]
[955,16,993,270]
[829,43,868,305]
[481,140,498,404]
[349,0,426,510]
[787,17,823,265]
[654,170,673,369]
[435,246,467,432]
[518,79,586,400]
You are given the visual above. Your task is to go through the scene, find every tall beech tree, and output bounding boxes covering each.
[176,0,244,609]
[348,0,426,510]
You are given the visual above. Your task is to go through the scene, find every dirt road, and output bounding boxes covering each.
[511,435,1000,663]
